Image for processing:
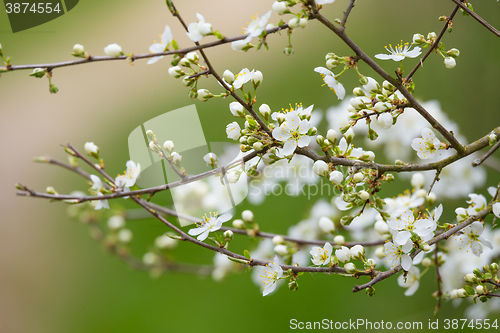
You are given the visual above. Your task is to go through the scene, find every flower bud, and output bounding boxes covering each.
[185,51,199,63]
[350,245,365,259]
[344,262,356,273]
[326,129,338,143]
[411,172,425,188]
[427,192,437,204]
[179,57,190,67]
[318,217,335,234]
[488,132,497,144]
[259,104,271,118]
[224,230,234,240]
[108,215,125,230]
[358,190,370,201]
[476,285,486,295]
[203,152,218,167]
[163,140,174,152]
[333,235,345,245]
[316,135,325,146]
[242,210,254,222]
[313,160,329,177]
[252,70,263,87]
[353,87,365,97]
[448,48,460,57]
[326,59,339,69]
[353,172,364,183]
[232,219,245,229]
[344,127,355,143]
[288,17,300,29]
[427,32,437,41]
[274,244,288,256]
[118,229,133,243]
[375,246,385,259]
[329,170,343,185]
[412,33,425,45]
[444,57,456,69]
[171,152,182,165]
[223,69,235,84]
[168,66,183,78]
[363,77,380,93]
[104,43,123,57]
[149,141,158,152]
[197,89,212,101]
[272,1,288,15]
[377,113,393,129]
[457,288,467,298]
[72,44,85,56]
[272,235,285,245]
[464,273,476,283]
[253,142,263,151]
[299,18,308,29]
[84,142,99,156]
[143,252,158,265]
[49,83,59,94]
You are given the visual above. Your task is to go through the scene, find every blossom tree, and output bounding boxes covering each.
[3,0,500,321]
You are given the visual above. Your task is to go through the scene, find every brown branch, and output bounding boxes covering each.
[472,139,500,167]
[406,4,460,81]
[340,0,356,30]
[451,0,500,38]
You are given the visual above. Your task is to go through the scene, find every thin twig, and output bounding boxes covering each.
[406,4,460,81]
[434,243,442,316]
[472,140,500,167]
[451,0,500,38]
[340,0,356,30]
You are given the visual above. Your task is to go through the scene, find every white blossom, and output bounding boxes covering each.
[314,67,345,100]
[259,255,283,296]
[187,13,212,42]
[335,246,351,263]
[188,213,232,241]
[147,25,173,64]
[454,221,493,257]
[272,111,312,157]
[398,266,420,296]
[411,128,443,159]
[226,121,241,140]
[104,43,123,57]
[375,42,421,61]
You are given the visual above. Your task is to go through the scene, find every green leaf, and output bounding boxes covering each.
[464,285,475,295]
[243,249,251,259]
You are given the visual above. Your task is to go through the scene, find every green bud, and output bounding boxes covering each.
[359,75,368,85]
[247,136,257,145]
[283,46,294,56]
[30,68,47,78]
[253,142,263,151]
[316,135,325,146]
[366,287,375,297]
[307,127,317,136]
[288,280,299,291]
[473,268,482,277]
[46,186,58,195]
[49,83,59,94]
[188,89,198,99]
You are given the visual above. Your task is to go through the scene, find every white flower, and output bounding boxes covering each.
[335,246,351,263]
[226,121,241,140]
[314,67,345,100]
[272,112,312,157]
[466,194,487,215]
[252,70,263,85]
[229,102,244,117]
[188,213,232,241]
[388,210,437,246]
[104,43,123,57]
[316,0,336,4]
[377,113,393,129]
[272,1,288,15]
[259,104,271,118]
[147,25,173,64]
[84,142,99,156]
[362,77,380,93]
[383,239,413,271]
[260,255,283,296]
[197,89,212,101]
[398,266,420,296]
[187,13,212,42]
[326,129,337,143]
[455,221,493,257]
[411,128,442,159]
[318,217,335,233]
[203,152,218,167]
[171,152,182,164]
[233,68,255,89]
[375,42,421,61]
[411,172,425,188]
[94,192,109,210]
[444,57,456,69]
[115,160,141,188]
[344,262,356,273]
[107,215,125,230]
[245,11,272,39]
[310,242,333,266]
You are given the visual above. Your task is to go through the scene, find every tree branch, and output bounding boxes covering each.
[451,0,500,38]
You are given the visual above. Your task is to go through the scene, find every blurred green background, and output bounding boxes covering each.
[1,0,499,332]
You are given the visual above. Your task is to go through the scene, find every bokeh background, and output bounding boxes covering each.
[1,0,499,332]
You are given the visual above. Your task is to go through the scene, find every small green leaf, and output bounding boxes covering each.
[243,249,251,259]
